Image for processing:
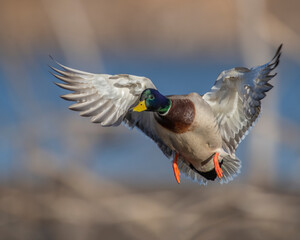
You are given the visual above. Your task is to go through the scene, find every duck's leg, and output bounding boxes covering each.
[213,152,223,178]
[172,153,181,184]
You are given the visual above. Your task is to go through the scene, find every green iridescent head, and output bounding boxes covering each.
[133,88,171,114]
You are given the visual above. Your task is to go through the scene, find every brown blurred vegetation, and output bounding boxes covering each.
[1,0,300,58]
[1,166,300,240]
[1,0,300,239]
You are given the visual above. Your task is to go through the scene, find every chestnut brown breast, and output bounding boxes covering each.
[155,98,195,133]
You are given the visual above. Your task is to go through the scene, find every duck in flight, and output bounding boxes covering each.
[51,45,282,185]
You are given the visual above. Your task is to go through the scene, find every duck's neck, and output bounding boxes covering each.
[155,98,195,133]
[158,98,171,115]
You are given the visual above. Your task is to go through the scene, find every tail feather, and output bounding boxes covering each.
[177,157,209,185]
[177,154,241,185]
[218,155,241,184]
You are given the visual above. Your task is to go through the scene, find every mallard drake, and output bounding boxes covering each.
[51,45,282,185]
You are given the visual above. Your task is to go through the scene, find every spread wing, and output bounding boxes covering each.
[50,61,173,158]
[203,44,282,155]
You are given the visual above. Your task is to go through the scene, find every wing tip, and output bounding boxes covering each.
[269,44,283,70]
[54,81,64,89]
[49,54,54,61]
[60,94,74,101]
[49,57,74,83]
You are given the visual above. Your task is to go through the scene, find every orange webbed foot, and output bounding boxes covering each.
[172,153,181,184]
[213,152,223,179]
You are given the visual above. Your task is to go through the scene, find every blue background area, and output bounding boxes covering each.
[0,52,299,186]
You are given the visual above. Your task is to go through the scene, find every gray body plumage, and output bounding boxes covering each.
[154,93,223,172]
[50,44,282,185]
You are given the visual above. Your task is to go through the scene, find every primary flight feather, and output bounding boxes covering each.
[51,45,282,185]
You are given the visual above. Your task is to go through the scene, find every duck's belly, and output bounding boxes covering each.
[155,120,222,172]
[153,93,223,172]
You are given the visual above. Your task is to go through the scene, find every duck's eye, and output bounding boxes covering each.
[149,95,155,100]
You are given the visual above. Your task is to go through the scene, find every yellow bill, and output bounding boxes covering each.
[133,100,147,112]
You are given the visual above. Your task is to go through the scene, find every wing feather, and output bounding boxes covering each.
[51,62,153,126]
[50,60,174,158]
[203,44,282,154]
[61,91,98,101]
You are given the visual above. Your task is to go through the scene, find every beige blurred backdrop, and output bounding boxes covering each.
[0,0,300,239]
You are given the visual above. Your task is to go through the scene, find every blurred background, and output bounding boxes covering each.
[0,0,300,239]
